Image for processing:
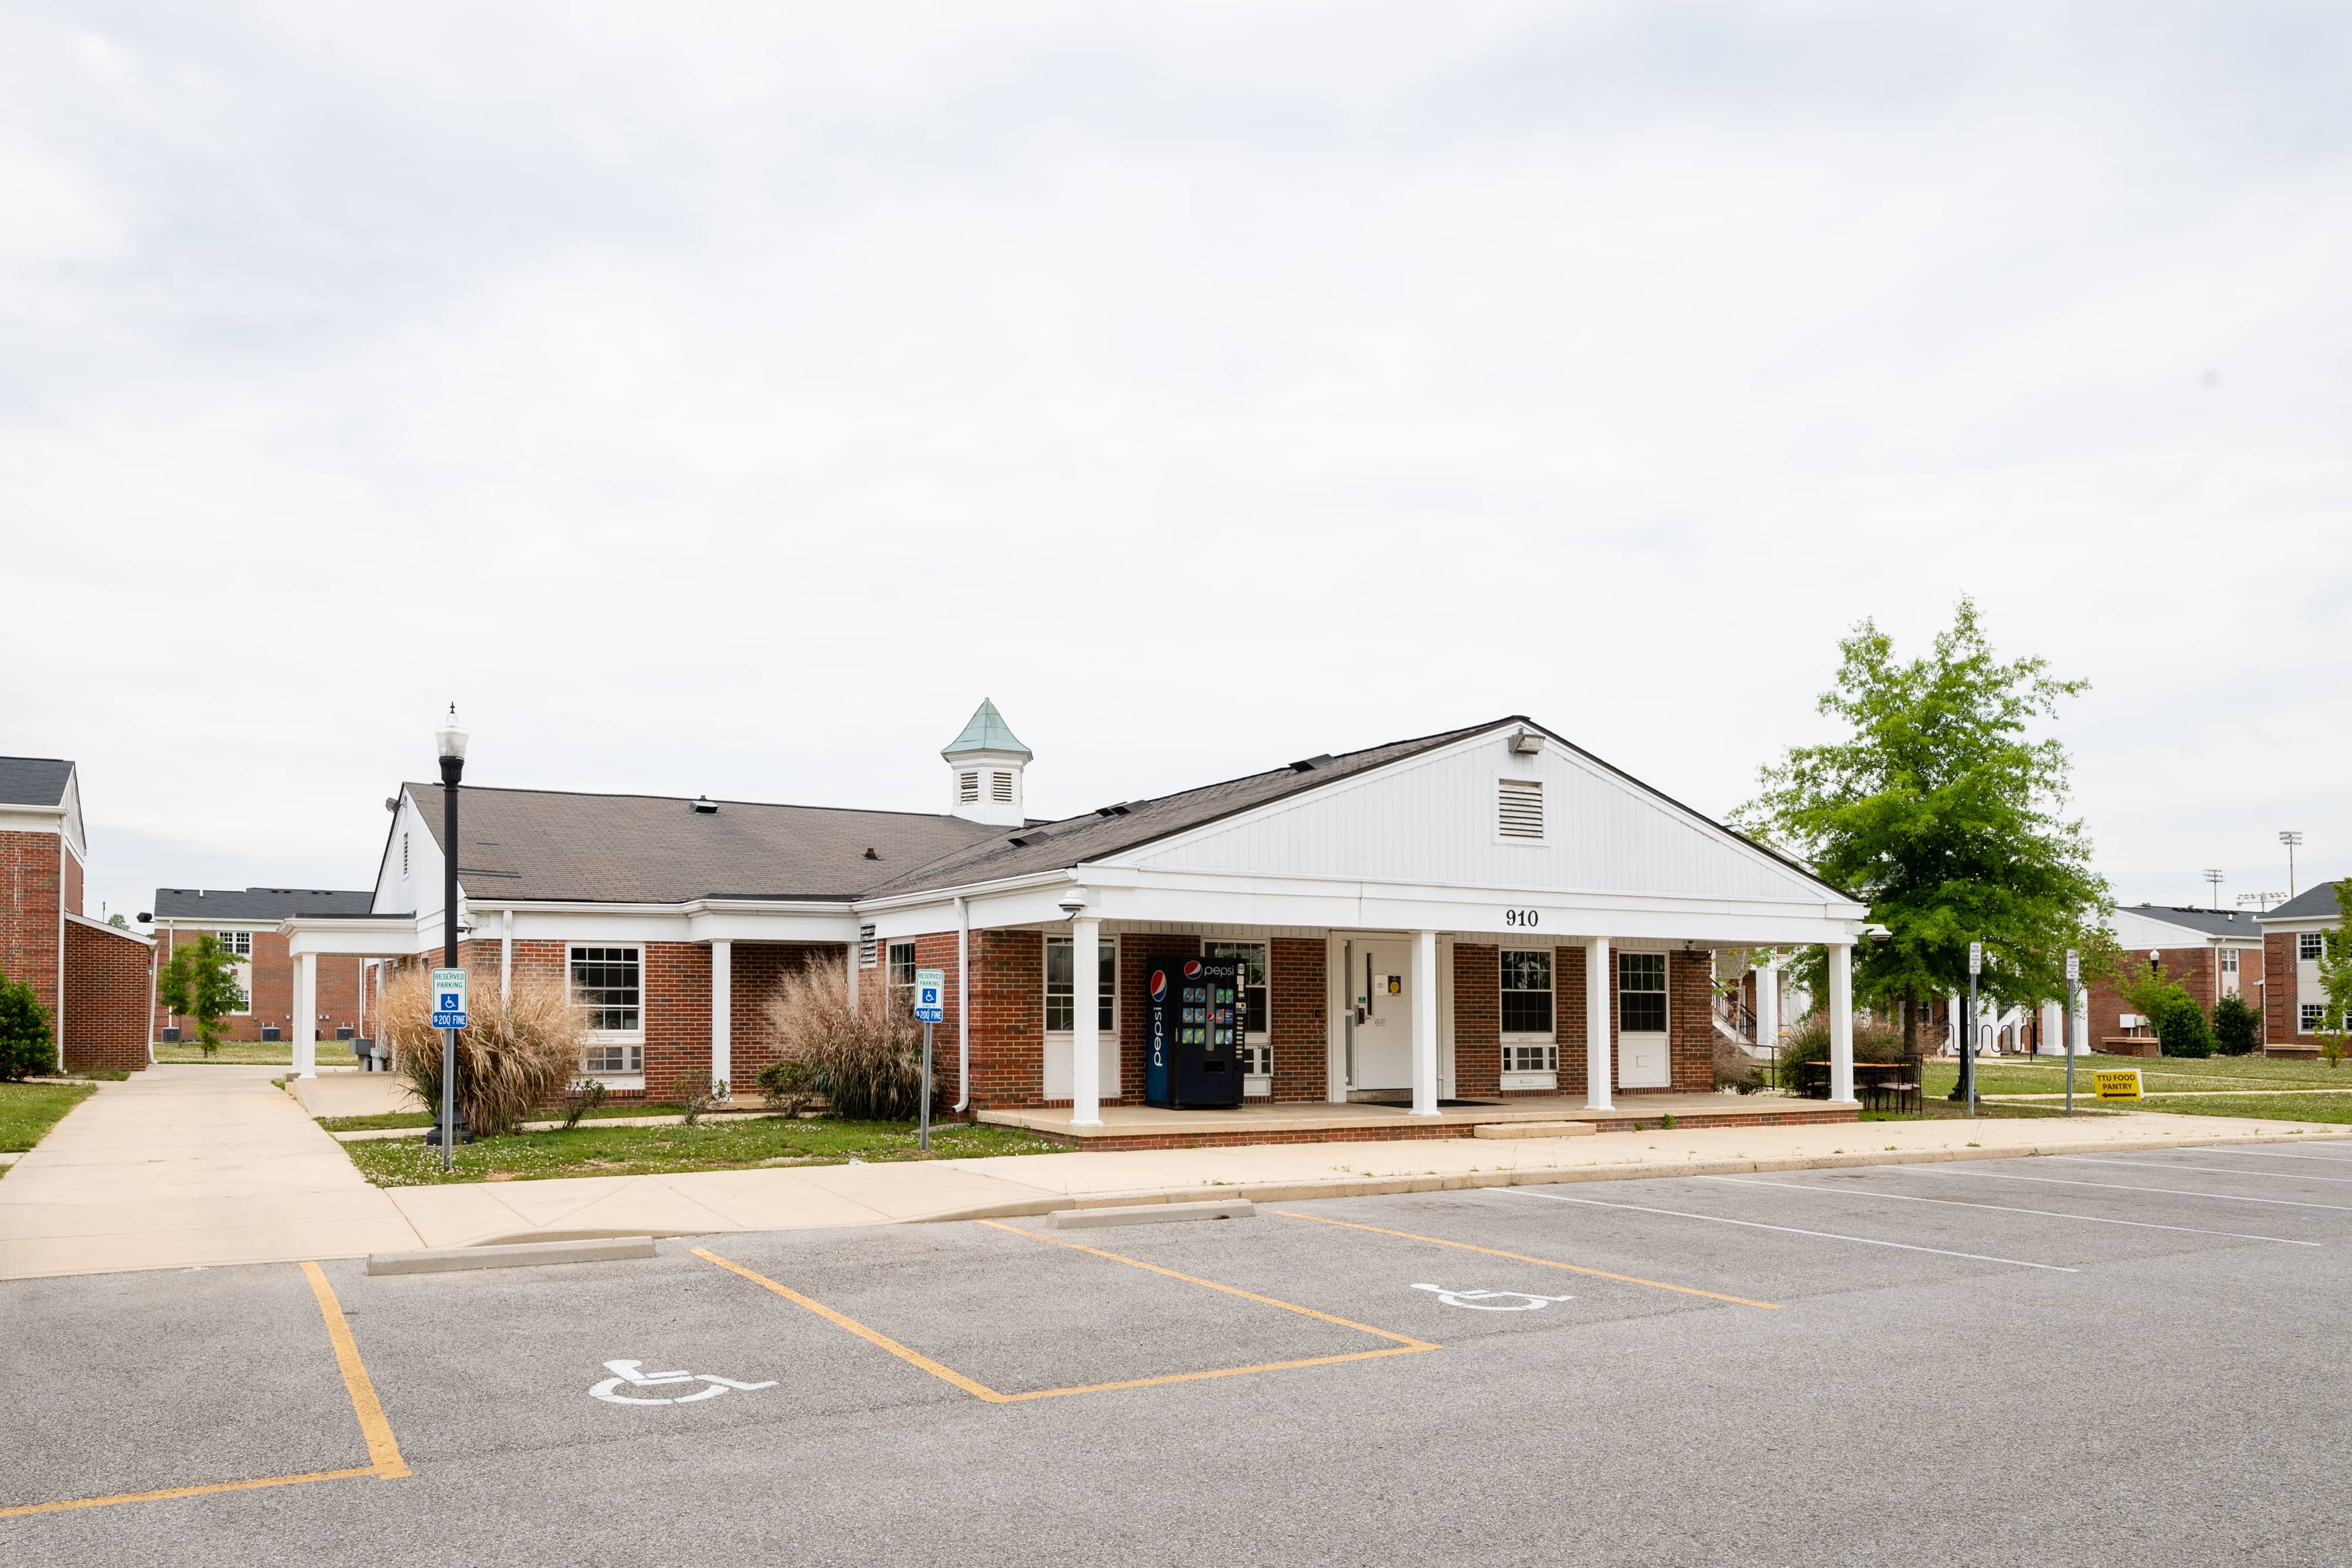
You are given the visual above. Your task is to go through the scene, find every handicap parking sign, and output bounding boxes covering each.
[430,967,469,1029]
[913,968,945,1023]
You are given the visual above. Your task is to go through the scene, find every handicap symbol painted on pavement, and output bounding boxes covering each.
[1411,1283,1576,1312]
[589,1359,779,1406]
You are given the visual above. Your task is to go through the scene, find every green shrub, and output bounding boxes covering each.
[1775,1011,1907,1092]
[0,971,55,1081]
[2211,993,2261,1057]
[2153,994,2214,1058]
[757,1057,820,1115]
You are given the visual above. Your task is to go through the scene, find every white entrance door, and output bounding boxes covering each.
[1347,938,1415,1091]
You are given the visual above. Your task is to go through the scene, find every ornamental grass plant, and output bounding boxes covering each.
[766,961,928,1121]
[379,966,586,1136]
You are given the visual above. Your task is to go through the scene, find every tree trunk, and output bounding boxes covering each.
[1903,992,1919,1056]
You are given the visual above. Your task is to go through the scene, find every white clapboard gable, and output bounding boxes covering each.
[1115,726,1835,903]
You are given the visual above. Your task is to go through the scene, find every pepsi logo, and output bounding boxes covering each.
[1150,970,1167,1001]
[1183,960,1202,978]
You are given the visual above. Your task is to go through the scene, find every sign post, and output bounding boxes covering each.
[2064,949,2080,1116]
[913,969,944,1151]
[430,967,469,1172]
[1960,941,1982,1116]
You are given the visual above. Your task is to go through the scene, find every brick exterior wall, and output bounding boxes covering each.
[62,847,83,921]
[1268,938,1327,1102]
[2263,932,2296,1045]
[1668,949,1713,1093]
[1452,942,1502,1099]
[1556,944,1588,1097]
[729,941,847,1094]
[62,919,152,1073]
[1,828,64,1023]
[967,928,1044,1108]
[2082,944,2238,1053]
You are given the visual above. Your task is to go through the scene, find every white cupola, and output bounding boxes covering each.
[943,698,1032,825]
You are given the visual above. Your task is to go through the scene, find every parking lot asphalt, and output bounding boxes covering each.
[6,1145,2350,1567]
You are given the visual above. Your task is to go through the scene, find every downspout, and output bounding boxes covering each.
[954,895,971,1112]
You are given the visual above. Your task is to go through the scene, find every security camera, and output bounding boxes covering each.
[1057,891,1090,917]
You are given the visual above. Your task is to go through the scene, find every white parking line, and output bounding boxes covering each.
[1696,1176,2320,1246]
[2053,1155,2352,1186]
[1899,1166,2352,1212]
[1495,1186,2077,1271]
[2199,1147,2352,1166]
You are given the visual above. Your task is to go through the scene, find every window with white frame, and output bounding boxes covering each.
[2300,932,2326,962]
[1044,935,1117,1035]
[2302,1002,2329,1035]
[2221,948,2239,975]
[216,930,253,957]
[214,931,255,1015]
[1501,949,1555,1072]
[571,944,643,1075]
[888,942,917,1008]
[402,832,409,877]
[1619,952,1668,1032]
[1207,941,1271,1075]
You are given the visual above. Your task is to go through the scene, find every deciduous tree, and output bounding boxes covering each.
[156,934,248,1059]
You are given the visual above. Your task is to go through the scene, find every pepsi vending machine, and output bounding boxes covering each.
[1144,954,1248,1109]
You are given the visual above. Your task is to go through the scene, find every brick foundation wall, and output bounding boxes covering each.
[62,920,152,1073]
[1269,938,1327,1102]
[1,828,64,1023]
[1452,942,1502,1098]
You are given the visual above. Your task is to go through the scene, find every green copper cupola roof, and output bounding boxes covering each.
[941,698,1032,760]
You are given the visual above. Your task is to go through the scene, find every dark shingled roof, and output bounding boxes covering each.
[0,757,75,807]
[2120,904,2267,938]
[858,720,1506,898]
[2261,883,2343,922]
[405,784,1003,903]
[153,888,376,920]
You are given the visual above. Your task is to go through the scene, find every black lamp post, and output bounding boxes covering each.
[432,704,469,1169]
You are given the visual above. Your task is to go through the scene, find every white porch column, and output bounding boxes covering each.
[294,951,318,1079]
[2072,990,2089,1055]
[2038,999,2064,1056]
[1584,937,1613,1112]
[500,908,514,1001]
[710,938,732,1096]
[1754,956,1779,1054]
[1827,942,1857,1104]
[1071,916,1102,1126]
[1410,930,1439,1116]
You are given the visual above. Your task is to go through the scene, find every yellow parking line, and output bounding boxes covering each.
[301,1261,412,1479]
[696,1230,1436,1405]
[1271,1210,1785,1309]
[0,1466,380,1520]
[0,1262,407,1520]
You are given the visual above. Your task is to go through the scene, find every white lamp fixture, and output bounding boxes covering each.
[435,703,469,763]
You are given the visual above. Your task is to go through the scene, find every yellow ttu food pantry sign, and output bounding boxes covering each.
[2092,1068,2143,1101]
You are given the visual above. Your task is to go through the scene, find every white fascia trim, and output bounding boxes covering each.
[1105,864,1868,922]
[1076,721,1852,906]
[280,915,431,958]
[64,911,155,946]
[851,867,1080,916]
[0,805,66,835]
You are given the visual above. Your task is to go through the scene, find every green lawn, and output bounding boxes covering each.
[342,1116,1071,1186]
[321,1101,701,1132]
[1915,1055,2352,1118]
[152,1041,296,1065]
[0,1081,97,1154]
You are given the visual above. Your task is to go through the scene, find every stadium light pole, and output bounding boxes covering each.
[2203,869,2224,910]
[2280,832,2303,898]
[435,705,468,1172]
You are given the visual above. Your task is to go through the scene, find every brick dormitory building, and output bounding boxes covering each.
[149,888,375,1047]
[1,755,153,1073]
[281,703,1883,1146]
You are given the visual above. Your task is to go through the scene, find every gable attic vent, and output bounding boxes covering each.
[1498,778,1545,840]
[858,925,878,967]
[958,770,980,804]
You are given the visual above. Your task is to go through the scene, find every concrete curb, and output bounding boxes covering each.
[366,1236,659,1275]
[1047,1199,1255,1229]
[906,1127,2352,1225]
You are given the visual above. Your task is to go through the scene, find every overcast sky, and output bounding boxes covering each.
[5,2,2346,930]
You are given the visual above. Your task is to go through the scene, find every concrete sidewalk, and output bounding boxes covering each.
[0,1065,425,1281]
[376,1106,2351,1249]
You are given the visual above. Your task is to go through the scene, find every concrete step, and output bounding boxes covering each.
[1471,1121,1600,1140]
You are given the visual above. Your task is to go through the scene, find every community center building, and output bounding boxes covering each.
[284,705,1878,1144]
